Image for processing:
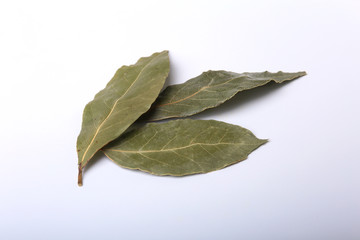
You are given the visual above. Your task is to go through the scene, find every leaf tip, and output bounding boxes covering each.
[255,138,269,147]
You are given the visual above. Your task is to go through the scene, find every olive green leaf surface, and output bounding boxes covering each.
[77,51,170,184]
[103,119,267,176]
[147,71,306,121]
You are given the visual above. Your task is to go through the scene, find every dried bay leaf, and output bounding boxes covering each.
[103,119,267,176]
[146,71,306,121]
[77,51,170,185]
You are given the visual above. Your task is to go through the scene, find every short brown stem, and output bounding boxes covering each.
[78,165,83,187]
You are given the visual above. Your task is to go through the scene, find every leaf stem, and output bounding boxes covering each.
[78,164,83,187]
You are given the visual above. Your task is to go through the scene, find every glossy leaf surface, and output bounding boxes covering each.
[77,51,170,171]
[147,71,306,121]
[103,119,267,176]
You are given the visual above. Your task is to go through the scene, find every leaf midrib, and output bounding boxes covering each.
[105,142,253,154]
[80,55,160,166]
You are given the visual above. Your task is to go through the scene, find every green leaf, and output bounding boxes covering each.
[76,51,170,184]
[146,71,306,121]
[103,119,267,176]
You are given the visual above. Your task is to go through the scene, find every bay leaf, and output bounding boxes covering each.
[77,51,170,185]
[146,71,306,121]
[103,119,267,176]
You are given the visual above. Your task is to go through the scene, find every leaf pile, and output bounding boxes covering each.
[77,51,306,186]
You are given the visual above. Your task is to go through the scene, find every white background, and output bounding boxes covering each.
[1,0,359,239]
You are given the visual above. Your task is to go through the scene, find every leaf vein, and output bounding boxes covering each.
[139,153,171,166]
[171,150,204,172]
[140,131,158,150]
